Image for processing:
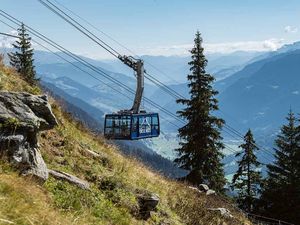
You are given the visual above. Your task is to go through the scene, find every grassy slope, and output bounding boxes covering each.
[0,65,250,225]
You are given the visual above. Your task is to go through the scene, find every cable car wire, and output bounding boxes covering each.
[38,0,120,58]
[0,31,18,38]
[49,0,183,86]
[38,0,186,101]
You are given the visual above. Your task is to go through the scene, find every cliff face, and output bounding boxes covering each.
[0,92,57,181]
[0,66,251,225]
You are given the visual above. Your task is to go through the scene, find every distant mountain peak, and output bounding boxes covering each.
[276,41,300,53]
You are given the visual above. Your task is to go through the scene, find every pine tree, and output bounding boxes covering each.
[259,110,300,224]
[8,23,37,84]
[232,129,261,212]
[175,31,225,192]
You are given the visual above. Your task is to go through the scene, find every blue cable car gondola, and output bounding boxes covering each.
[104,56,160,140]
[104,113,159,140]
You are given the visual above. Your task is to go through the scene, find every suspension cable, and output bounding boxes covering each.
[49,0,183,85]
[38,0,186,101]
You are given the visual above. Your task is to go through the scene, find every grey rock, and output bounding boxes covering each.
[48,169,90,190]
[137,193,160,220]
[208,208,234,218]
[198,184,210,192]
[0,92,57,131]
[188,185,216,196]
[0,92,58,181]
[206,189,216,196]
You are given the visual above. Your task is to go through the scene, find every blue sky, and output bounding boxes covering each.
[0,0,300,59]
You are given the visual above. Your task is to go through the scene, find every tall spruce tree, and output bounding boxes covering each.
[259,110,300,224]
[175,31,225,192]
[232,129,261,212]
[8,23,37,84]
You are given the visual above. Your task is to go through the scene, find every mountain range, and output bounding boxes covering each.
[3,41,300,178]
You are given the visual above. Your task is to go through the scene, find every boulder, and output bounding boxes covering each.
[137,192,160,220]
[0,92,57,181]
[208,208,234,218]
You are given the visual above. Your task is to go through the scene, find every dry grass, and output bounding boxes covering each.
[0,172,79,225]
[0,61,41,94]
[0,64,251,225]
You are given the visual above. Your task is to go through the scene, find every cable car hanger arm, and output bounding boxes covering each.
[118,55,145,114]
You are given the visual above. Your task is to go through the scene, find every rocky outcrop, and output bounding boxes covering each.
[0,92,57,181]
[48,169,90,190]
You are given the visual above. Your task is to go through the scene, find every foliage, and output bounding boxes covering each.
[231,129,261,212]
[258,110,300,224]
[175,31,225,192]
[8,23,38,84]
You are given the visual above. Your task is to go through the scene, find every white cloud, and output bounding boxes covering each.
[206,38,284,53]
[9,30,18,36]
[134,44,192,57]
[0,29,18,48]
[132,38,286,57]
[284,25,298,33]
[262,38,285,51]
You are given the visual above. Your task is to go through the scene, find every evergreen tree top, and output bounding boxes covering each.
[231,129,261,212]
[259,109,300,224]
[267,109,299,185]
[8,22,37,85]
[175,31,225,192]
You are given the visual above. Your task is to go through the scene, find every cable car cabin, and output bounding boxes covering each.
[104,113,160,140]
[104,57,160,140]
